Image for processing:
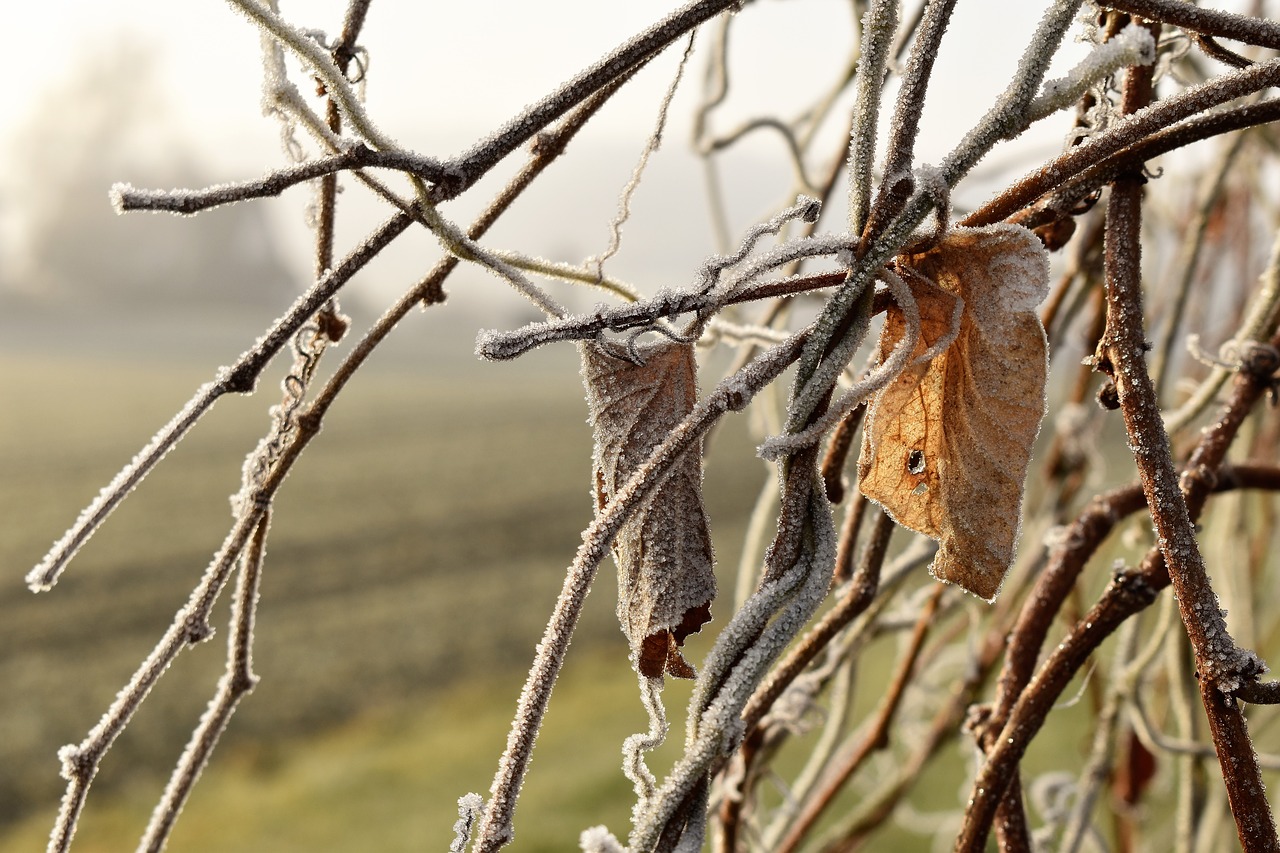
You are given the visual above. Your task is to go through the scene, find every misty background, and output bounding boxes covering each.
[0,0,1088,363]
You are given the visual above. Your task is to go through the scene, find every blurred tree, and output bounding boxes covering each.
[3,38,295,309]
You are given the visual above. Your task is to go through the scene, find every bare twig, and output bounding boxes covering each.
[441,0,746,201]
[137,511,269,853]
[848,0,898,237]
[964,56,1280,227]
[111,145,451,215]
[472,333,808,852]
[775,584,944,853]
[25,212,412,593]
[1103,0,1280,51]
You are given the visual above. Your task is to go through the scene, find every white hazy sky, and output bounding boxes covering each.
[4,1,1090,154]
[2,1,1097,312]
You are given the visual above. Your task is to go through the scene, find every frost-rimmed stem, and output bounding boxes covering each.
[775,583,944,853]
[1094,158,1275,849]
[226,0,394,150]
[1008,97,1280,233]
[964,56,1280,227]
[623,675,670,810]
[861,0,956,248]
[310,74,644,451]
[470,333,807,852]
[720,509,907,850]
[813,613,1010,850]
[630,470,837,852]
[476,230,848,361]
[742,508,896,736]
[847,0,898,237]
[137,510,269,853]
[46,491,272,853]
[25,211,412,592]
[111,145,451,215]
[441,0,745,201]
[1105,0,1280,50]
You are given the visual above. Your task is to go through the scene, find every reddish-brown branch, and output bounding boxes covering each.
[1103,0,1280,50]
[741,509,894,736]
[777,584,945,853]
[962,57,1280,228]
[1097,152,1276,853]
[820,406,866,504]
[954,299,1280,849]
[957,26,1280,847]
[1010,98,1280,233]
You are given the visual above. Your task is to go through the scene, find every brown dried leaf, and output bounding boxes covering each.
[582,339,715,678]
[858,225,1049,601]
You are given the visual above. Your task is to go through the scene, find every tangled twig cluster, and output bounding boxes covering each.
[25,1,1280,851]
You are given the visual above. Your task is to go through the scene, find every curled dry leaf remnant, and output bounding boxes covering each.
[858,225,1050,601]
[581,339,715,677]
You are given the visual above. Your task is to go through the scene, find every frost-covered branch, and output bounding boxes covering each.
[476,200,844,361]
[471,333,807,852]
[847,0,898,236]
[25,212,412,593]
[440,0,745,200]
[1026,22,1157,122]
[966,55,1280,227]
[137,511,269,853]
[1105,0,1280,51]
[228,0,395,150]
[111,145,452,216]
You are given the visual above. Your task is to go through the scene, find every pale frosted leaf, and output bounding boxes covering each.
[858,225,1049,601]
[581,339,715,678]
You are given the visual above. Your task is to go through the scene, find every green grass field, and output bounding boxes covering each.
[0,340,766,851]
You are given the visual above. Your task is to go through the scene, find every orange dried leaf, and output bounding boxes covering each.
[582,339,715,678]
[858,225,1049,601]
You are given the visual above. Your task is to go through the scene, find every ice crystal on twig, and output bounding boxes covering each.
[450,793,484,853]
[1028,22,1156,122]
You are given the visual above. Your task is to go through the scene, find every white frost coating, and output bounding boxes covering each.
[476,200,847,361]
[720,233,854,302]
[697,196,823,290]
[1029,22,1157,121]
[623,675,669,811]
[848,0,899,233]
[229,0,395,152]
[449,793,484,853]
[580,825,626,853]
[26,380,225,592]
[631,488,836,850]
[108,183,130,215]
[968,223,1052,313]
[913,163,948,208]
